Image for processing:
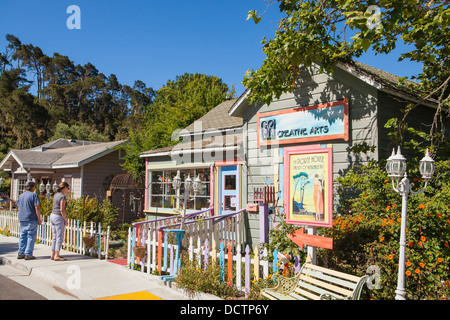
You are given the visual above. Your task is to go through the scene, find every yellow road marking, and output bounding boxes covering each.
[95,291,163,300]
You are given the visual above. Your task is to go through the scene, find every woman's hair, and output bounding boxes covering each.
[56,182,70,193]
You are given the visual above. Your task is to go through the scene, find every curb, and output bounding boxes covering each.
[0,256,31,274]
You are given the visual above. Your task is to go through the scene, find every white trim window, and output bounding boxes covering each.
[17,179,27,196]
[149,168,210,211]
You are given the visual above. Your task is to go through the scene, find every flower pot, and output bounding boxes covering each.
[133,246,146,259]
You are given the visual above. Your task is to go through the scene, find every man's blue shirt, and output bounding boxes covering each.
[16,191,40,221]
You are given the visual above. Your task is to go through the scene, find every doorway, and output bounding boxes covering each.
[220,165,238,215]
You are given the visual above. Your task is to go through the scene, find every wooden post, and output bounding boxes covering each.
[254,245,260,280]
[204,239,209,273]
[227,242,232,287]
[259,201,269,244]
[307,226,317,265]
[244,245,251,299]
[236,244,242,290]
[220,241,225,283]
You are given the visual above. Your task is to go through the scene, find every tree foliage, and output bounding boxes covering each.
[244,0,449,149]
[0,34,156,155]
[119,73,234,177]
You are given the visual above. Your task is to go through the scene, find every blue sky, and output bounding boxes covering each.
[0,1,423,97]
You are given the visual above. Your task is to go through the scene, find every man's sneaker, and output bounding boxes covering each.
[24,255,36,260]
[17,254,25,259]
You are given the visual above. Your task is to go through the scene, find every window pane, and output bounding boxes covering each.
[151,171,163,195]
[225,175,236,190]
[224,195,237,211]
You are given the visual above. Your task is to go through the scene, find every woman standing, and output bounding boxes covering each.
[50,182,70,261]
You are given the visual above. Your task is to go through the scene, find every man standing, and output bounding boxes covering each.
[16,181,42,260]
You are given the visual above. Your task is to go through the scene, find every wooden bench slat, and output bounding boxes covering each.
[288,292,308,300]
[302,268,358,290]
[299,274,354,297]
[293,287,321,300]
[304,263,362,282]
[261,289,296,300]
[297,279,349,300]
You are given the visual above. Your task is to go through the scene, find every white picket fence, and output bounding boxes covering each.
[0,210,110,259]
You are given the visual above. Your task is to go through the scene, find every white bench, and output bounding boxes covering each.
[261,257,368,300]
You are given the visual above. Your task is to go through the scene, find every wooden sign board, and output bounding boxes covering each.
[287,228,333,250]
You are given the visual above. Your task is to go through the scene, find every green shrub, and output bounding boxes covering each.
[39,195,118,227]
[320,159,450,300]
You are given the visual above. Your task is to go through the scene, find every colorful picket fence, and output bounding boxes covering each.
[127,208,246,272]
[0,210,109,259]
[126,208,302,297]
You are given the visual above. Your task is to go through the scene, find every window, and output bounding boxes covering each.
[17,179,27,196]
[149,168,210,211]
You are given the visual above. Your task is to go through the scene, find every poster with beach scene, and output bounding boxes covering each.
[284,145,333,228]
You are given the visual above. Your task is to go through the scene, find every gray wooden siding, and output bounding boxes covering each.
[242,64,380,246]
[82,150,125,201]
[377,90,440,160]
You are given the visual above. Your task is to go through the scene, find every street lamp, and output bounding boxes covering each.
[39,181,46,194]
[386,147,435,300]
[171,170,202,229]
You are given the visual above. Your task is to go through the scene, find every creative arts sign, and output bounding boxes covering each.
[283,145,333,228]
[257,98,348,147]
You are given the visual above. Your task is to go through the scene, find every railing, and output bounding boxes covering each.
[0,210,109,259]
[127,206,304,297]
[126,208,246,273]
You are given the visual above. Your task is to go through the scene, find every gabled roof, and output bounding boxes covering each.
[228,60,436,117]
[182,98,242,135]
[140,99,243,158]
[0,139,127,170]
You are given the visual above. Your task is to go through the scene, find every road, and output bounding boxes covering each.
[0,273,47,300]
[0,263,79,300]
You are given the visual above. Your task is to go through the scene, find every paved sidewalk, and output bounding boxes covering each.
[0,234,221,300]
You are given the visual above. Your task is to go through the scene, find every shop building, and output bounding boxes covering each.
[140,98,244,221]
[140,60,439,246]
[230,61,438,246]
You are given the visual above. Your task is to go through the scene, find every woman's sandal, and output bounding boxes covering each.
[54,257,67,261]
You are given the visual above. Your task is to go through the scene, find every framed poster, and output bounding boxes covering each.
[283,145,333,228]
[257,98,348,147]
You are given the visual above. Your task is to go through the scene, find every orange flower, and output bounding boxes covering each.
[384,179,389,183]
[418,204,425,209]
[386,206,391,211]
[418,241,423,246]
[388,219,394,225]
[437,213,442,218]
[397,218,401,222]
[380,237,385,242]
[419,262,425,268]
[437,258,443,263]
[392,203,396,208]
[421,236,426,242]
[406,270,412,276]
[406,261,412,267]
[388,254,394,260]
[415,269,421,274]
[445,243,449,248]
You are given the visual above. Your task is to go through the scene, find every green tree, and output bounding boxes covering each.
[120,73,234,177]
[48,121,110,142]
[244,0,449,149]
